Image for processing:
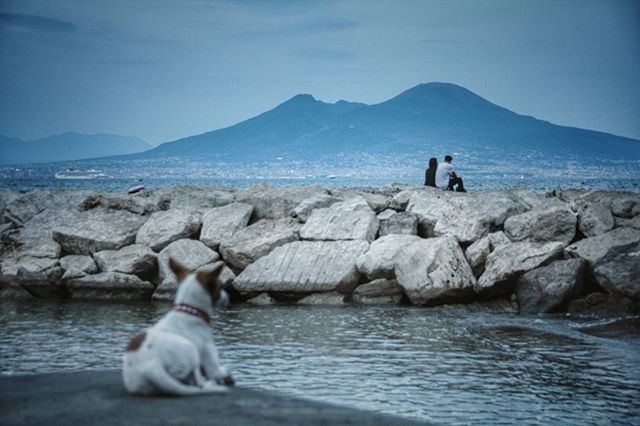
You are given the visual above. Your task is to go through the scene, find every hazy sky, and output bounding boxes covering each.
[1,0,638,145]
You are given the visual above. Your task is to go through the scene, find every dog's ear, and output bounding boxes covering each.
[169,258,190,282]
[196,262,225,303]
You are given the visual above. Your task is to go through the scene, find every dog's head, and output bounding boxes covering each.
[169,258,229,308]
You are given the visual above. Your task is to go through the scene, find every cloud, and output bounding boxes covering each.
[0,13,78,33]
[236,17,357,37]
[293,48,355,61]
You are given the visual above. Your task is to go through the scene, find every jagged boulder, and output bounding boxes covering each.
[389,188,429,211]
[3,207,72,259]
[352,279,404,304]
[292,193,340,222]
[476,241,565,296]
[155,185,236,212]
[135,209,201,252]
[615,215,640,230]
[297,292,346,305]
[153,260,234,301]
[516,259,589,314]
[233,240,369,294]
[593,242,640,300]
[300,196,379,242]
[81,192,170,215]
[60,255,98,280]
[465,237,490,277]
[93,244,157,280]
[156,239,220,284]
[567,292,640,316]
[576,202,614,237]
[504,207,576,245]
[356,234,423,280]
[15,268,66,298]
[67,272,154,300]
[200,203,253,250]
[220,218,301,270]
[394,236,476,305]
[236,184,328,220]
[0,189,18,224]
[407,190,526,244]
[357,192,390,213]
[0,256,59,276]
[52,209,146,255]
[565,227,640,264]
[3,190,54,226]
[377,209,418,236]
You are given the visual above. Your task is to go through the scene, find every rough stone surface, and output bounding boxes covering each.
[0,370,422,426]
[93,244,157,280]
[438,297,519,314]
[81,192,170,215]
[297,292,346,305]
[66,272,154,300]
[356,234,423,280]
[389,188,427,211]
[0,275,33,298]
[465,236,491,277]
[52,209,146,255]
[516,259,589,314]
[488,231,511,249]
[292,194,340,222]
[352,279,404,304]
[476,241,565,296]
[300,197,379,242]
[593,242,640,299]
[377,209,418,237]
[565,227,640,264]
[246,292,276,305]
[0,256,59,276]
[155,185,236,212]
[567,292,640,316]
[610,197,639,218]
[135,209,201,252]
[576,202,615,237]
[60,255,98,280]
[394,236,476,306]
[407,190,526,244]
[504,207,576,245]
[357,192,390,213]
[153,261,232,301]
[156,239,220,285]
[615,215,640,230]
[236,184,328,220]
[3,190,54,226]
[220,218,301,270]
[200,203,253,250]
[234,240,369,294]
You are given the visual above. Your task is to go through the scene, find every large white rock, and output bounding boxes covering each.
[3,190,54,226]
[233,240,369,294]
[81,192,170,215]
[155,185,236,212]
[504,207,577,245]
[66,272,154,300]
[135,209,201,252]
[516,259,589,314]
[0,256,59,276]
[476,241,565,296]
[157,239,220,284]
[356,234,423,280]
[300,196,379,242]
[60,255,98,280]
[52,209,147,255]
[93,244,157,280]
[465,236,491,277]
[377,209,418,237]
[200,203,253,250]
[406,190,526,244]
[153,260,233,301]
[394,236,476,305]
[236,184,328,220]
[565,227,640,264]
[292,193,341,222]
[220,218,301,270]
[576,202,614,237]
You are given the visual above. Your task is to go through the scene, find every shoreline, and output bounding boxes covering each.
[1,184,639,316]
[0,370,423,425]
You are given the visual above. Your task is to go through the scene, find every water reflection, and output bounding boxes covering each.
[1,300,639,425]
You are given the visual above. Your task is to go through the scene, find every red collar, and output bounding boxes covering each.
[173,303,210,325]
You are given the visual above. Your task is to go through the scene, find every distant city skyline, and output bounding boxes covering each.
[1,0,638,146]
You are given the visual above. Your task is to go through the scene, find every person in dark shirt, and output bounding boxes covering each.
[425,157,438,187]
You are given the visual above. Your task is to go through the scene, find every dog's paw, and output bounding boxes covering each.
[216,374,235,387]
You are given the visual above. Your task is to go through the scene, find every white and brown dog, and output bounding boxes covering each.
[122,259,234,395]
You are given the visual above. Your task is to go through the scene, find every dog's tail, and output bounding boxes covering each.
[146,363,228,396]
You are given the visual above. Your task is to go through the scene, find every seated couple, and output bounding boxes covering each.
[424,155,466,192]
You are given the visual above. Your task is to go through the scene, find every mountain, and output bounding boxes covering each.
[0,132,152,164]
[133,82,640,161]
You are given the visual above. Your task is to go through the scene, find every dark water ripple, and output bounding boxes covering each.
[1,300,639,425]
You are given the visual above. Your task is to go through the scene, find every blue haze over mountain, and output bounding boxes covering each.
[136,83,640,161]
[0,132,151,164]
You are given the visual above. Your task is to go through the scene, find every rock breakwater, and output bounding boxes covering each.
[1,184,639,315]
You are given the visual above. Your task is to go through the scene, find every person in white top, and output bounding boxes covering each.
[435,155,466,192]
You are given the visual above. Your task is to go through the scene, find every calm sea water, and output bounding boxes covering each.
[1,300,639,425]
